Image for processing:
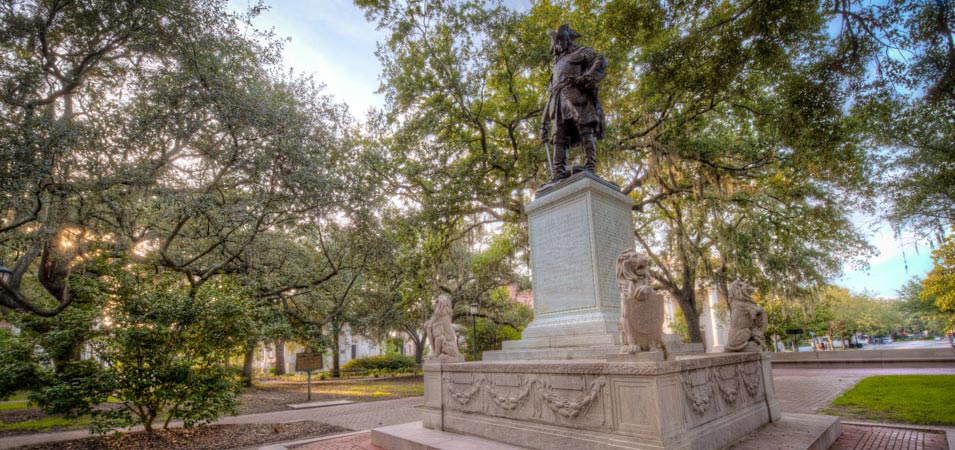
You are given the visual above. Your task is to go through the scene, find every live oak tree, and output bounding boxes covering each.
[825,0,955,241]
[359,0,878,343]
[0,0,375,335]
[0,0,375,425]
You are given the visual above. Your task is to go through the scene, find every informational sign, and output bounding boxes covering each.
[295,352,323,372]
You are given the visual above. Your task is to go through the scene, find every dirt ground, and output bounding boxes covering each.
[9,421,348,450]
[237,375,424,415]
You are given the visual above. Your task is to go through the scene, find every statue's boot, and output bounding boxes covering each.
[582,134,597,173]
[551,144,570,182]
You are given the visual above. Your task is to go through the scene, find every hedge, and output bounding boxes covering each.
[341,355,416,372]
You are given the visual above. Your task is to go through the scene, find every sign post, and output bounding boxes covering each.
[295,351,324,402]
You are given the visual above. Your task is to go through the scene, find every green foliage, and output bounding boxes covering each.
[668,309,691,344]
[921,231,955,327]
[828,1,955,238]
[342,355,417,373]
[0,329,45,399]
[898,278,953,334]
[827,376,955,425]
[461,317,522,360]
[29,264,253,434]
[820,286,904,339]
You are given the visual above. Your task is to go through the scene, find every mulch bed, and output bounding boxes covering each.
[10,421,349,450]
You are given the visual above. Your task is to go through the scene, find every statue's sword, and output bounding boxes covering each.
[544,140,554,177]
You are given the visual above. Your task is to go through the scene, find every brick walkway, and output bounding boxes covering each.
[830,425,949,450]
[295,433,383,450]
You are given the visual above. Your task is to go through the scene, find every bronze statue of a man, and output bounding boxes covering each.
[540,24,607,182]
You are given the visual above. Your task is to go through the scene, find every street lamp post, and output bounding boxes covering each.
[470,302,478,361]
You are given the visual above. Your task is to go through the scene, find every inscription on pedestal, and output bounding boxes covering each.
[592,196,634,310]
[529,196,595,315]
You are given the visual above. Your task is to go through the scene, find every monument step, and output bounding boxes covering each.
[484,342,706,361]
[499,333,694,352]
[372,414,842,450]
[520,319,620,339]
[501,333,620,350]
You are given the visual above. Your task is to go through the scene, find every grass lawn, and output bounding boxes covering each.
[3,391,31,401]
[0,416,90,433]
[822,375,955,425]
[0,401,31,411]
[312,378,424,398]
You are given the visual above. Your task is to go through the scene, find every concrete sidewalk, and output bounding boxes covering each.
[0,397,423,449]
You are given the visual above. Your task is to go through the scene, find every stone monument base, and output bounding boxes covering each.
[372,413,841,450]
[373,353,782,450]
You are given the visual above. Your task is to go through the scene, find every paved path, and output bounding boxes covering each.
[773,374,864,414]
[0,397,423,450]
[219,397,422,431]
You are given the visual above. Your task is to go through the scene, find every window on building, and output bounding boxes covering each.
[351,344,357,360]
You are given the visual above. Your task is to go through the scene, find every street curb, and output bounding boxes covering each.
[841,420,949,432]
[258,430,368,450]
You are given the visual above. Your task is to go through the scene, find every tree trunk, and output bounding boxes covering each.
[242,346,255,387]
[143,413,155,435]
[404,326,425,364]
[274,340,286,376]
[331,323,341,378]
[676,290,704,344]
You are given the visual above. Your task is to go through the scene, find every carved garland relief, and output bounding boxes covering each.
[680,363,763,416]
[443,373,608,425]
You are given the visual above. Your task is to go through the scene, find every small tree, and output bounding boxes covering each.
[31,265,256,434]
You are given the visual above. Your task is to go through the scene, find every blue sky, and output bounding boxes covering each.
[234,1,935,299]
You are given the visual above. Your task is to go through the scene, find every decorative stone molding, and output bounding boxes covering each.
[681,369,714,415]
[488,378,538,411]
[444,374,483,405]
[540,376,606,419]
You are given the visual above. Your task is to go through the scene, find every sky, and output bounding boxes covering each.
[232,1,936,299]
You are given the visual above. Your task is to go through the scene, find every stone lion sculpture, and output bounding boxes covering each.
[617,249,668,358]
[425,294,463,361]
[725,281,768,352]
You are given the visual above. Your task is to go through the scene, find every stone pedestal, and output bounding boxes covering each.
[484,173,701,361]
[486,173,631,361]
[376,353,782,450]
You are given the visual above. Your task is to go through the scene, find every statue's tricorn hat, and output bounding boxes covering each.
[550,24,581,41]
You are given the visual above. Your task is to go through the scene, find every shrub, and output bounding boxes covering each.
[0,330,45,399]
[31,269,253,435]
[342,355,416,374]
